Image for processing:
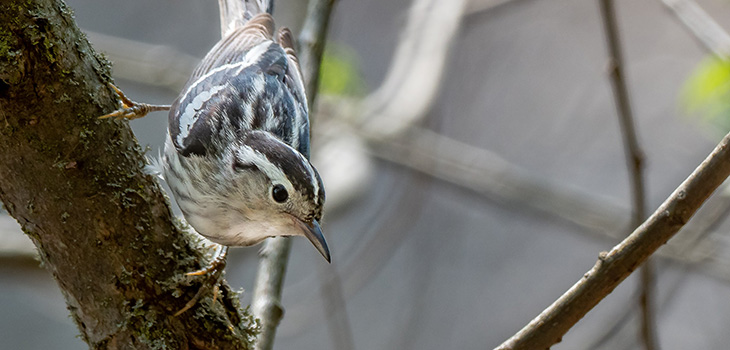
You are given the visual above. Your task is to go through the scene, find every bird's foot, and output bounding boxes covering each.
[174,245,230,316]
[98,83,171,120]
[186,244,229,276]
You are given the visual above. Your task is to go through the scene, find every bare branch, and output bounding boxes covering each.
[495,130,730,350]
[299,0,338,108]
[598,0,657,348]
[251,1,338,349]
[252,237,292,350]
[599,2,645,239]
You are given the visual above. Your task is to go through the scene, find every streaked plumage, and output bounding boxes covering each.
[162,7,329,260]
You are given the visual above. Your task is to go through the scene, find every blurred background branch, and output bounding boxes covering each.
[6,0,730,349]
[357,0,467,136]
[598,0,656,348]
[5,0,730,289]
[250,1,340,350]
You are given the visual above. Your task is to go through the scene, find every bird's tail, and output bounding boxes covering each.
[218,0,273,37]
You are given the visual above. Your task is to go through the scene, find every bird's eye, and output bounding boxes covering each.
[271,184,289,203]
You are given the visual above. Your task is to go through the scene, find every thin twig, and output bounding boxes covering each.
[303,3,356,349]
[495,129,730,349]
[638,262,657,349]
[299,0,337,108]
[598,0,645,229]
[252,237,292,350]
[587,194,730,350]
[598,0,657,349]
[251,1,338,349]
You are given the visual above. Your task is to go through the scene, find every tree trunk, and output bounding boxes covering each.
[0,1,256,348]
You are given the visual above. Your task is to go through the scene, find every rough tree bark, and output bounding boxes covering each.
[0,1,257,349]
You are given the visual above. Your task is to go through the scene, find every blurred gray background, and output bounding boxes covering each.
[4,0,730,349]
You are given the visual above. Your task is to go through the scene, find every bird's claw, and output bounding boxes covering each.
[174,245,229,316]
[98,83,170,120]
[186,245,229,276]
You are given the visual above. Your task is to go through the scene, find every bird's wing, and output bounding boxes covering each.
[169,14,276,157]
[276,27,307,108]
[276,27,310,156]
[169,13,311,158]
[190,13,276,80]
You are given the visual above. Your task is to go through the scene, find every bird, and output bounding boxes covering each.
[100,0,330,302]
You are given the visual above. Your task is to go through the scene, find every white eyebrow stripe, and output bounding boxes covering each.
[237,144,292,192]
[305,160,320,205]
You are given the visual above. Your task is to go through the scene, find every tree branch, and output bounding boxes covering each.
[0,1,256,348]
[598,0,657,348]
[299,0,337,108]
[250,1,338,349]
[252,237,292,350]
[495,130,730,349]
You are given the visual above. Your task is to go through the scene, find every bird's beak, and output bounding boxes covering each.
[295,219,331,263]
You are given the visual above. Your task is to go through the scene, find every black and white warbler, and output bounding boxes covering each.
[101,2,330,278]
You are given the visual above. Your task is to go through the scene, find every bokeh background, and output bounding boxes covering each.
[4,0,730,349]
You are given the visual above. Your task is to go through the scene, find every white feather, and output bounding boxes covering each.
[144,150,165,180]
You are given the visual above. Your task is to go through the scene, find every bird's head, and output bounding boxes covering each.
[222,130,329,262]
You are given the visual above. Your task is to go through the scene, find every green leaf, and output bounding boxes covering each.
[318,43,364,96]
[681,56,730,129]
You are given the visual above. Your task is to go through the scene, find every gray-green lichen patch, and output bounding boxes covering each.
[0,1,258,347]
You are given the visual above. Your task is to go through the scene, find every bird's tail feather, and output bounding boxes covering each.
[218,0,273,37]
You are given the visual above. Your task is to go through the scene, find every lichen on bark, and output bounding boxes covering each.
[0,1,257,348]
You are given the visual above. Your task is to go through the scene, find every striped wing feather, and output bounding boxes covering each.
[190,13,276,80]
[169,10,309,158]
[277,27,307,105]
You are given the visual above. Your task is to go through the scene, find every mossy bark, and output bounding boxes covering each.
[0,1,257,348]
